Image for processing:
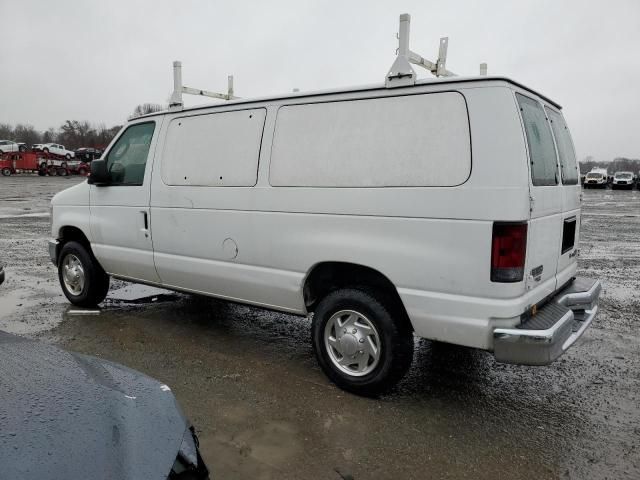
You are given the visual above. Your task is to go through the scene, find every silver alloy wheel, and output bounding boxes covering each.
[324,309,381,377]
[62,254,85,296]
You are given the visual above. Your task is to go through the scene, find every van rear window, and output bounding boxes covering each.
[545,107,578,185]
[516,93,558,186]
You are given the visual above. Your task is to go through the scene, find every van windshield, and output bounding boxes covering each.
[545,107,578,185]
[586,173,602,179]
[616,173,632,179]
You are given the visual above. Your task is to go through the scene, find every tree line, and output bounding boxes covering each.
[0,104,166,151]
[0,121,122,151]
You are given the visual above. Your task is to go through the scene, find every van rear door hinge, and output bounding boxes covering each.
[529,195,535,212]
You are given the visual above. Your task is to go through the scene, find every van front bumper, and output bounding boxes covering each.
[48,239,59,266]
[493,277,601,366]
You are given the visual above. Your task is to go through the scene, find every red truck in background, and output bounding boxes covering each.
[0,152,90,177]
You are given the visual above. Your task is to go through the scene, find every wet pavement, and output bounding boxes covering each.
[0,175,639,479]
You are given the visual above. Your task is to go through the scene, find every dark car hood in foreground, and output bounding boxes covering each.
[0,331,189,479]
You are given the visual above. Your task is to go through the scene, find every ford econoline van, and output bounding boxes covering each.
[48,76,601,395]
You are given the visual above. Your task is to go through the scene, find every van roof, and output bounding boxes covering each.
[132,76,561,121]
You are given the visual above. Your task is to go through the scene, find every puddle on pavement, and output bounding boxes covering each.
[0,295,67,335]
[0,288,42,322]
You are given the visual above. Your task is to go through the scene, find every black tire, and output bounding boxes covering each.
[37,169,45,176]
[1,167,11,176]
[65,154,71,160]
[19,145,26,152]
[311,288,413,397]
[43,148,49,153]
[57,241,110,307]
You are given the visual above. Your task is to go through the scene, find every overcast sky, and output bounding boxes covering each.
[0,0,638,161]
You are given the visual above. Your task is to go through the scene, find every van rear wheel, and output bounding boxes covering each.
[58,241,110,307]
[311,288,413,397]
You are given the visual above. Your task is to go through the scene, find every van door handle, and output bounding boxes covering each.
[140,211,149,238]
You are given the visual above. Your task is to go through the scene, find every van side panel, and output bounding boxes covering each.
[149,84,532,350]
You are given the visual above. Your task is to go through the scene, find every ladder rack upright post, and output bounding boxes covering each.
[169,61,238,111]
[386,13,487,87]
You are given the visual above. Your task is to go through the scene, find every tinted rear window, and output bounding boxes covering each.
[516,93,558,186]
[545,107,578,185]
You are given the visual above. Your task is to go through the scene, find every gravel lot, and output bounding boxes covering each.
[0,175,638,479]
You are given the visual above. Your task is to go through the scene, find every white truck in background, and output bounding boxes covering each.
[612,171,634,190]
[583,167,608,188]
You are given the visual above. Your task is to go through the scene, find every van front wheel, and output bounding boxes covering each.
[311,288,413,397]
[57,241,110,307]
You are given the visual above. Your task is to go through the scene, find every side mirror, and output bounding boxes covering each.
[88,159,109,185]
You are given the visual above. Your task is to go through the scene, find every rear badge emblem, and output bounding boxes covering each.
[531,265,543,278]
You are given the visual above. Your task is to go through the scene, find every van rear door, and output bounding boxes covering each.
[545,107,581,285]
[516,93,562,299]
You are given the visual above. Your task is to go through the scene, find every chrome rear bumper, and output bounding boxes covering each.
[493,277,601,365]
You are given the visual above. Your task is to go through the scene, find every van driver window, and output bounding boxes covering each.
[106,122,155,185]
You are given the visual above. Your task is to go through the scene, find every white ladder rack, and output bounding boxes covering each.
[386,13,487,88]
[169,61,238,110]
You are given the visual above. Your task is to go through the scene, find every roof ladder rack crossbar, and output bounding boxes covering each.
[386,13,487,88]
[169,61,239,110]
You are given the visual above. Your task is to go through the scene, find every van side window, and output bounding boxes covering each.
[105,122,155,186]
[270,92,471,187]
[161,109,266,187]
[516,93,558,186]
[545,107,578,185]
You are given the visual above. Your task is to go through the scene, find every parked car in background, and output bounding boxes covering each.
[0,331,210,480]
[49,75,601,396]
[612,171,634,190]
[584,169,608,188]
[0,140,27,154]
[75,147,103,161]
[42,143,75,159]
[31,143,44,152]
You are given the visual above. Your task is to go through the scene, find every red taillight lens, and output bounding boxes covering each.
[491,222,527,283]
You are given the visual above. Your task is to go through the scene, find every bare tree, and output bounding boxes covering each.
[130,103,165,119]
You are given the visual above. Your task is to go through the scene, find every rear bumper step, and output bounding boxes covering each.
[493,277,601,365]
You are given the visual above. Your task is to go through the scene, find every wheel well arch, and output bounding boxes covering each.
[303,262,411,326]
[58,226,92,251]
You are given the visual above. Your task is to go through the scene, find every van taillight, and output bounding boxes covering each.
[491,222,527,283]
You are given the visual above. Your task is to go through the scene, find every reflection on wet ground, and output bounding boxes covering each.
[0,177,639,479]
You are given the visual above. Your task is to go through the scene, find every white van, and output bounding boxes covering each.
[612,171,634,190]
[584,168,608,188]
[48,76,601,395]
